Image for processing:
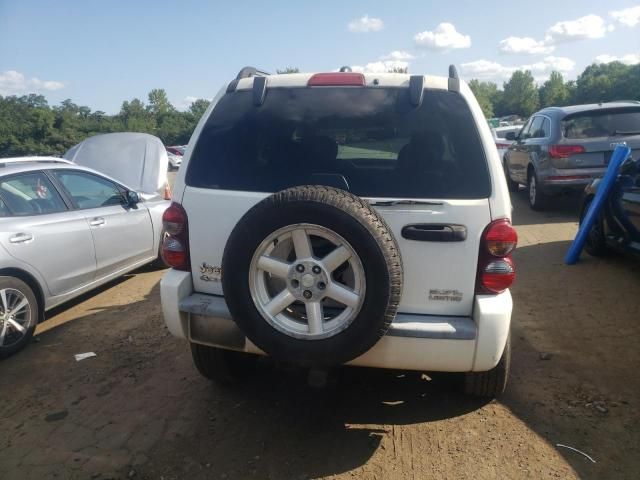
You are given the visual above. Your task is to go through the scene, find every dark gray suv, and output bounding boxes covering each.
[503,101,640,210]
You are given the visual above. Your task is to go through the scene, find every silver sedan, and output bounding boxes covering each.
[0,133,170,357]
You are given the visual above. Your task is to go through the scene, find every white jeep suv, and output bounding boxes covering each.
[160,66,516,397]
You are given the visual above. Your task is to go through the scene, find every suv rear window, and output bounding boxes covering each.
[187,87,491,199]
[562,107,640,139]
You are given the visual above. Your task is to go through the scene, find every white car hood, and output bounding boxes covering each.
[64,132,168,195]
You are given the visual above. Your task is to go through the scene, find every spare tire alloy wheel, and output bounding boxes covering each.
[249,224,366,340]
[222,186,403,366]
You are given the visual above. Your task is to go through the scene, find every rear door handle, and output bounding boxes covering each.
[89,217,105,227]
[9,233,33,244]
[401,224,467,242]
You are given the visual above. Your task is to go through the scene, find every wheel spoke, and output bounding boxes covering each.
[0,289,7,313]
[0,322,7,346]
[257,256,290,278]
[9,297,28,317]
[291,229,313,259]
[264,289,296,316]
[321,245,352,272]
[7,318,25,333]
[325,283,360,308]
[305,301,324,335]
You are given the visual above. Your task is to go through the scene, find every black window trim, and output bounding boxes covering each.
[48,168,129,212]
[0,170,72,217]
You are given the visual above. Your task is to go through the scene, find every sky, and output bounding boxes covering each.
[0,0,639,113]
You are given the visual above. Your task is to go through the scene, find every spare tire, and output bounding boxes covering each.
[222,186,403,365]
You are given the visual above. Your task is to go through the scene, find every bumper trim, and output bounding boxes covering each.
[179,293,476,341]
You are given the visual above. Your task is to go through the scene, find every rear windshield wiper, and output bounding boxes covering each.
[369,199,444,206]
[613,130,640,136]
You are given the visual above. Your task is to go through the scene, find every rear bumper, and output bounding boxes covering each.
[160,269,512,372]
[539,167,606,192]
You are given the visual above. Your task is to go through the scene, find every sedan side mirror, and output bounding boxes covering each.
[126,190,140,207]
[505,132,517,141]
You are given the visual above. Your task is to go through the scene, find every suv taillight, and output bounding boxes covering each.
[161,202,190,270]
[548,145,585,158]
[476,219,517,294]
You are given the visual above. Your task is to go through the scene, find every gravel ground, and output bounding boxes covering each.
[1,190,639,479]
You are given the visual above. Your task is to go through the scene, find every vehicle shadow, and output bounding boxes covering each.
[510,188,582,226]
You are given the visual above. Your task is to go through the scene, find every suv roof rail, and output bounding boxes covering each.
[227,66,271,94]
[448,65,460,93]
[604,99,640,104]
[0,156,73,167]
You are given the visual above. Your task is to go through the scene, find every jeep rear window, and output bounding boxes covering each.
[562,108,640,139]
[186,87,491,199]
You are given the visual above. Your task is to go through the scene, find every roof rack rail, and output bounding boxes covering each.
[604,99,640,104]
[448,65,460,93]
[0,156,73,167]
[227,66,271,94]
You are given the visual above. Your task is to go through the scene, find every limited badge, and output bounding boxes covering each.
[200,262,222,282]
[429,289,463,302]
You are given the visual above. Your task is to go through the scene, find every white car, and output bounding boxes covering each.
[167,153,182,170]
[160,67,516,397]
[492,125,522,162]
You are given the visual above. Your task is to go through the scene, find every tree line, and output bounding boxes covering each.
[1,61,638,158]
[469,61,639,119]
[0,88,210,157]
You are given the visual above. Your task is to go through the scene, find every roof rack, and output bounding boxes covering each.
[0,156,73,167]
[227,66,271,93]
[448,65,460,93]
[604,100,640,104]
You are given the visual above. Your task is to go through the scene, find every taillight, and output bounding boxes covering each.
[308,72,365,87]
[161,202,190,270]
[495,143,511,149]
[477,219,517,294]
[548,145,585,158]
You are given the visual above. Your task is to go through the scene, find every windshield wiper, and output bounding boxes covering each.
[613,130,640,136]
[369,199,444,207]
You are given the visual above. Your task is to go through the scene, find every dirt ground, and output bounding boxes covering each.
[1,190,639,480]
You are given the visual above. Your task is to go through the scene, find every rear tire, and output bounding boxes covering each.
[464,334,511,398]
[190,343,258,385]
[527,171,548,211]
[0,277,38,358]
[581,198,608,257]
[503,159,519,193]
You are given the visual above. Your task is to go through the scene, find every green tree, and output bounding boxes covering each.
[468,79,500,118]
[188,99,211,120]
[388,66,408,73]
[539,71,570,108]
[147,88,173,115]
[501,70,539,117]
[574,62,640,104]
[276,67,300,74]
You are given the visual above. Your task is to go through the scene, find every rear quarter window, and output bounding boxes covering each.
[187,87,491,199]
